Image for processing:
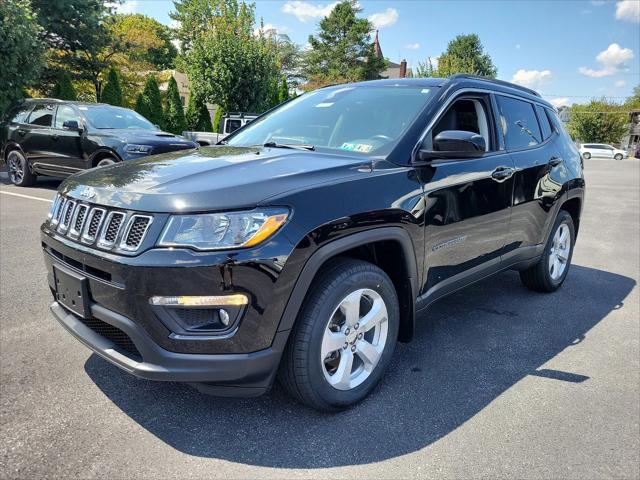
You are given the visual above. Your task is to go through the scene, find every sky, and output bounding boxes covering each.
[116,0,640,107]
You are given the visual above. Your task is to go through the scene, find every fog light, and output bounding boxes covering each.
[149,294,248,307]
[219,309,230,326]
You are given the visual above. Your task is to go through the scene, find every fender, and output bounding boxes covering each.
[276,227,419,341]
[88,148,122,167]
[1,141,25,164]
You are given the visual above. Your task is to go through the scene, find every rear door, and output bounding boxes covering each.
[22,103,55,168]
[418,92,515,301]
[50,105,86,171]
[498,95,563,260]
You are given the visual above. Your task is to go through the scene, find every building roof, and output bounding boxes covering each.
[373,30,383,59]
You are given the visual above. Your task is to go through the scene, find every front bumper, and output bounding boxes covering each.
[50,300,289,395]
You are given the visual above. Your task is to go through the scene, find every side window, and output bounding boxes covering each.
[54,106,79,129]
[9,105,33,124]
[428,96,493,151]
[27,104,54,126]
[497,96,542,150]
[535,105,552,140]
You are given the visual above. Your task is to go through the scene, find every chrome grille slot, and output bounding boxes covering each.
[51,197,66,226]
[97,211,126,249]
[57,200,76,233]
[81,208,106,244]
[68,204,89,239]
[120,215,153,251]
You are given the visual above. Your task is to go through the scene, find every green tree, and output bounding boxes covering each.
[100,67,123,106]
[624,85,640,109]
[567,99,628,144]
[31,0,118,99]
[303,1,384,89]
[278,77,290,104]
[135,76,164,127]
[173,0,280,113]
[416,34,497,78]
[0,0,43,114]
[164,76,187,134]
[185,89,213,132]
[50,72,77,100]
[213,106,225,133]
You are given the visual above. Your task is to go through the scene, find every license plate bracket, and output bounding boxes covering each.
[53,265,91,319]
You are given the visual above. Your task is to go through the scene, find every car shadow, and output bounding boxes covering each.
[0,174,62,190]
[84,265,635,468]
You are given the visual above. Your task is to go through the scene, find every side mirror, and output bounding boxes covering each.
[417,130,486,162]
[63,120,81,132]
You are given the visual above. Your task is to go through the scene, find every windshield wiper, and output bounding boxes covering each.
[263,141,315,151]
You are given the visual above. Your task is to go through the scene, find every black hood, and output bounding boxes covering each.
[96,129,196,147]
[60,146,371,213]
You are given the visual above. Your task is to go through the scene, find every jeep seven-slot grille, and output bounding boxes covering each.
[48,195,153,253]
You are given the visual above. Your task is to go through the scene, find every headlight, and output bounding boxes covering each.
[125,144,153,154]
[158,208,289,250]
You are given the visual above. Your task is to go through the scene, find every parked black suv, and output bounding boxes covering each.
[41,76,584,411]
[1,99,197,186]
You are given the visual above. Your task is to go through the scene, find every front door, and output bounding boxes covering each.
[417,93,514,302]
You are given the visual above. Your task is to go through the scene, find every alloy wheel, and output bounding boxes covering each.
[549,223,571,280]
[7,152,25,185]
[321,288,389,391]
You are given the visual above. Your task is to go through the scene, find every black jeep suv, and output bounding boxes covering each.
[1,99,197,186]
[41,75,584,411]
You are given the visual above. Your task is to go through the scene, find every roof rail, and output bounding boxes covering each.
[448,74,541,97]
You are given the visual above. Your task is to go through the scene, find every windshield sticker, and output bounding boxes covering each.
[315,102,334,108]
[421,89,430,94]
[341,143,373,153]
[78,107,88,110]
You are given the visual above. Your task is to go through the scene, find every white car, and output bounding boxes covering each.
[579,143,628,160]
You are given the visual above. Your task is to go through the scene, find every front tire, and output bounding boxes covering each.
[520,210,575,292]
[278,258,399,411]
[614,153,623,161]
[6,150,35,187]
[582,152,591,160]
[96,157,117,167]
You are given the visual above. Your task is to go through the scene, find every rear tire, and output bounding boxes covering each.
[519,210,575,293]
[6,150,36,187]
[278,258,399,411]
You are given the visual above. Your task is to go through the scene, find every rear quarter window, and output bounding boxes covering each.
[535,105,552,140]
[7,105,32,124]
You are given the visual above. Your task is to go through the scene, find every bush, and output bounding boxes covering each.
[51,72,77,101]
[213,106,225,133]
[185,90,213,132]
[135,76,164,128]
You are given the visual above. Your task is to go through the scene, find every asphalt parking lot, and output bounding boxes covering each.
[0,159,638,479]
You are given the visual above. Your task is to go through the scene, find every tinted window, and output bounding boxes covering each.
[9,105,32,124]
[497,96,542,150]
[535,105,552,140]
[54,105,79,129]
[28,104,54,126]
[226,119,242,133]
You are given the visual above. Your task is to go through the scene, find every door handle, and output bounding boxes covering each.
[549,156,563,167]
[17,129,27,136]
[52,134,59,141]
[491,166,515,181]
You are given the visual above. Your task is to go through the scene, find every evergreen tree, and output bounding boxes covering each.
[278,77,289,104]
[100,67,123,106]
[164,76,187,134]
[135,76,164,127]
[51,72,77,100]
[185,90,213,132]
[213,106,225,133]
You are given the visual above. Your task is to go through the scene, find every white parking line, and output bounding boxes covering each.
[0,190,53,204]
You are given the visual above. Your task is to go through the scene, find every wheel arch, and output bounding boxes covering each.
[277,227,419,343]
[89,148,122,167]
[560,196,582,237]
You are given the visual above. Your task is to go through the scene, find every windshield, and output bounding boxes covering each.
[81,106,158,130]
[226,85,436,155]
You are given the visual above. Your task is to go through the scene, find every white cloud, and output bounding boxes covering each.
[511,69,553,89]
[579,43,635,77]
[515,44,521,50]
[405,43,420,50]
[368,8,399,29]
[616,0,640,22]
[549,97,571,108]
[615,79,627,87]
[109,0,138,14]
[281,1,338,22]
